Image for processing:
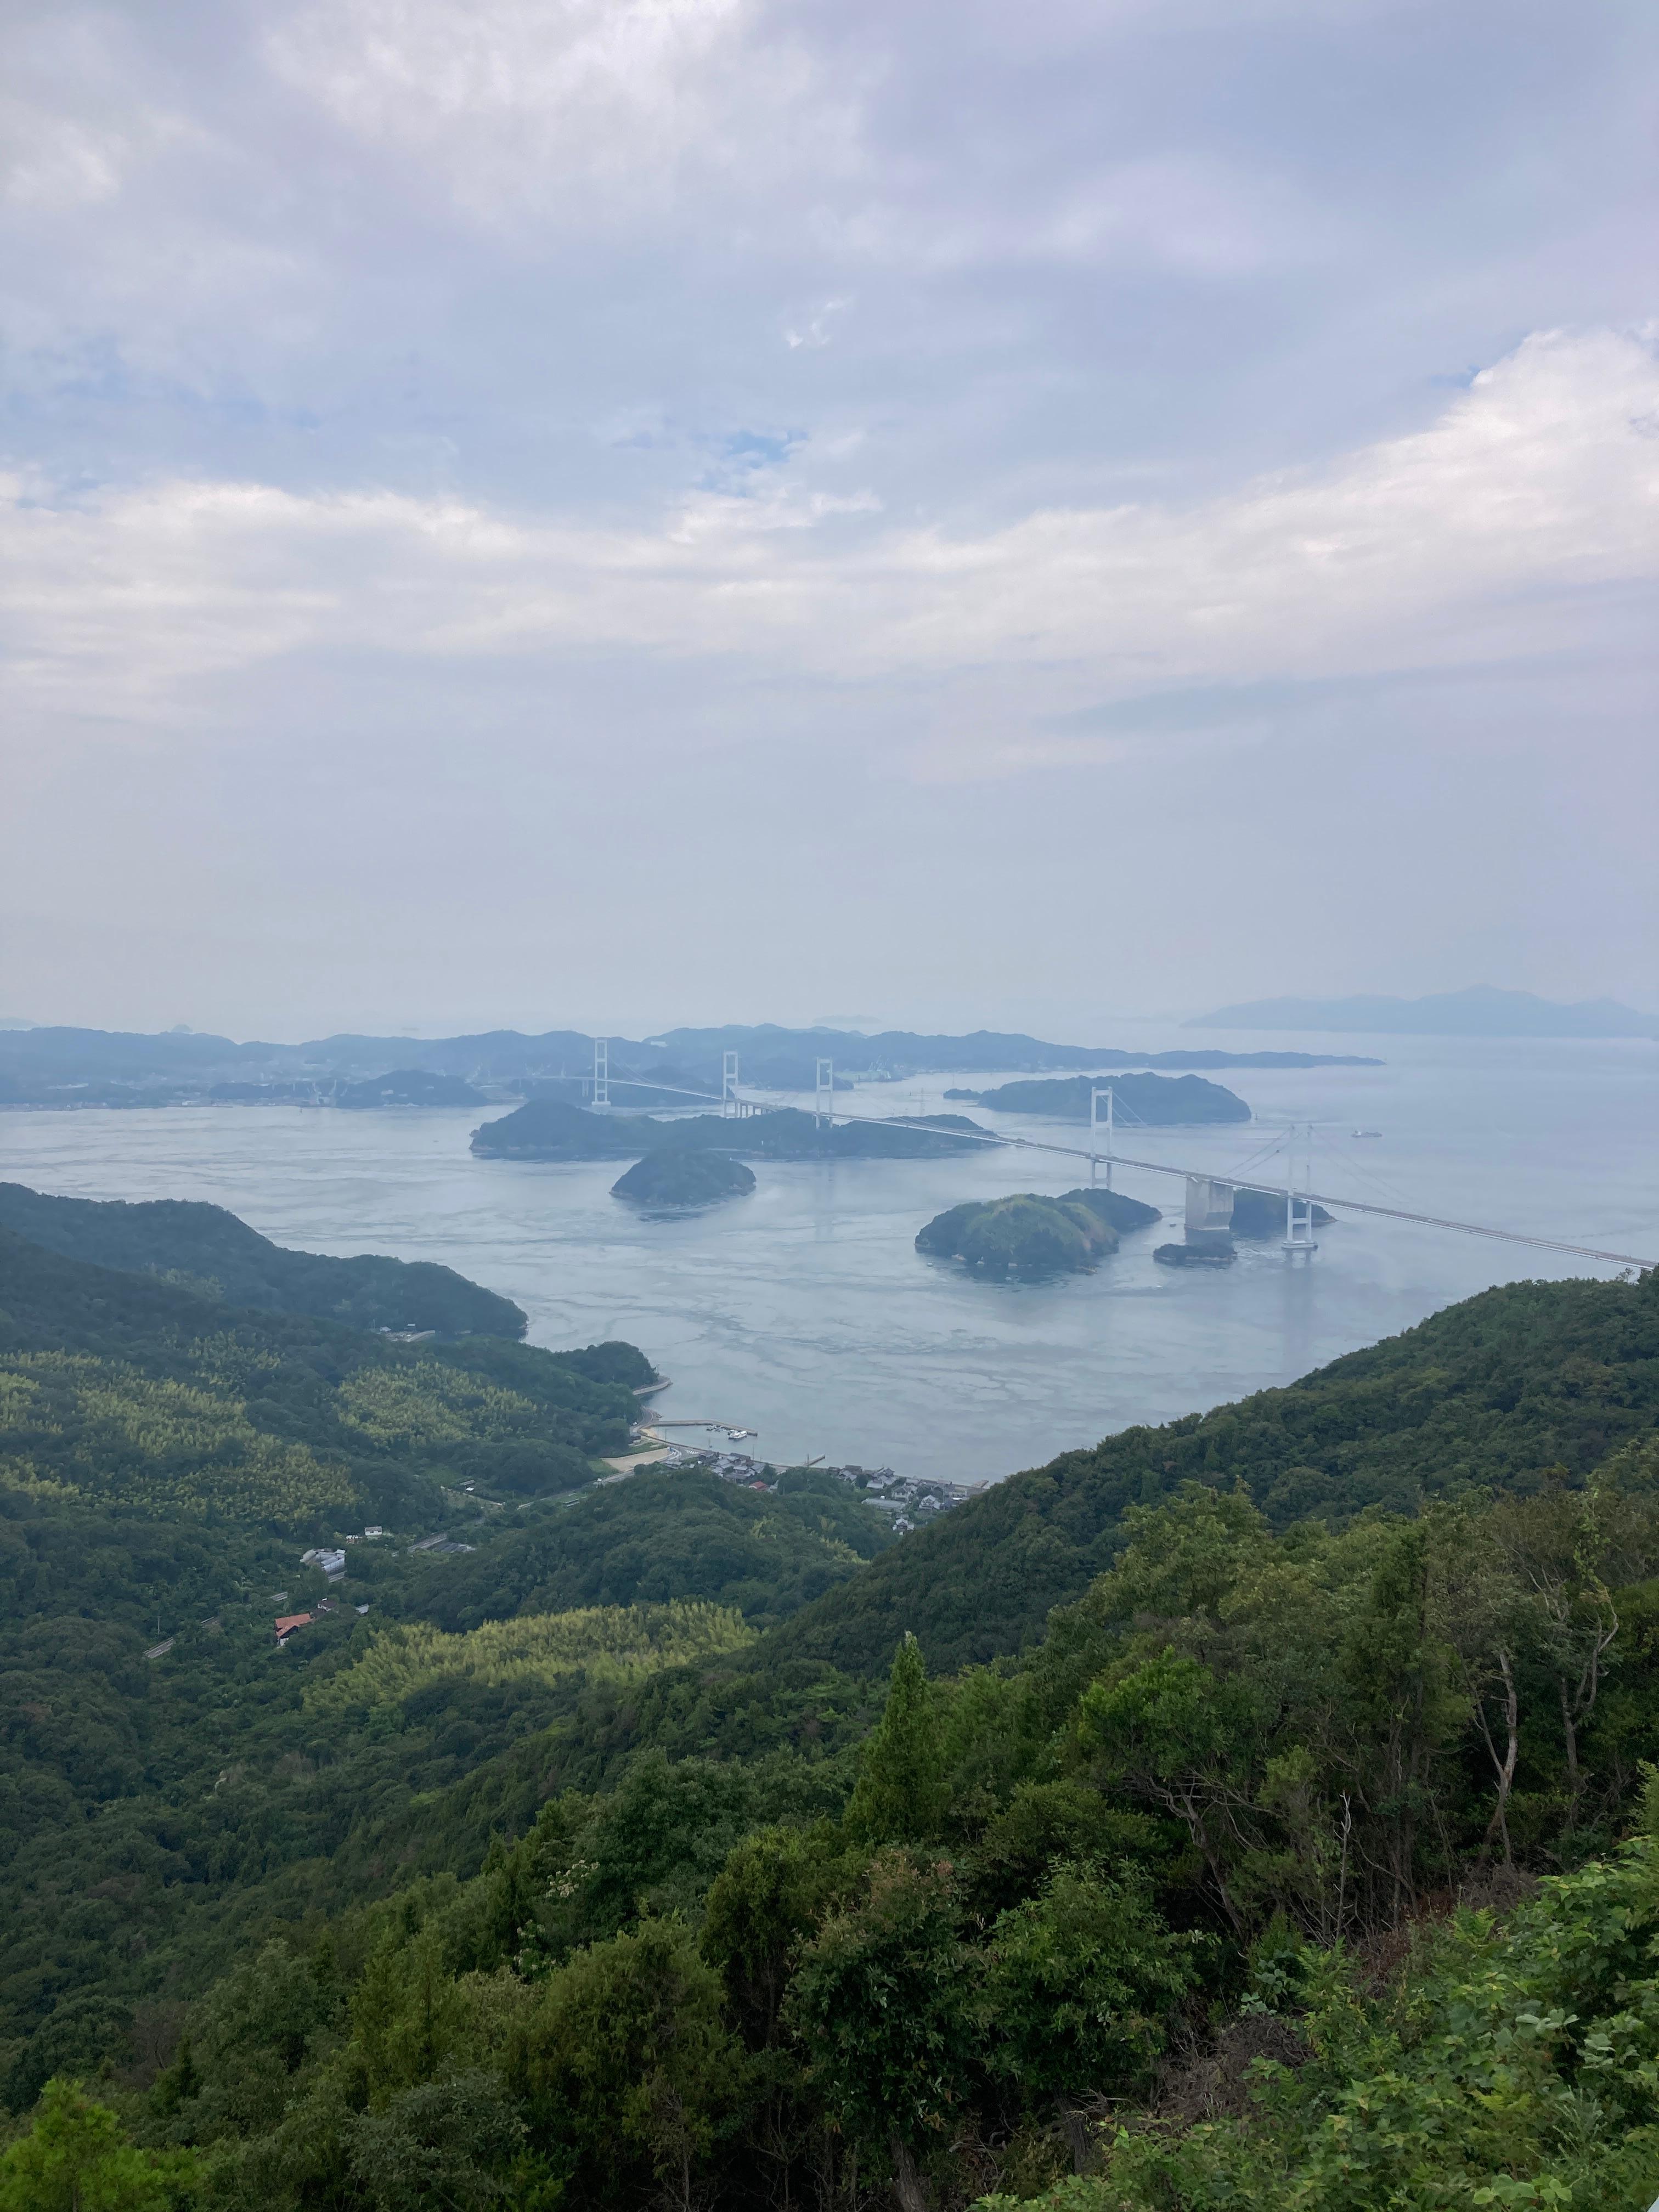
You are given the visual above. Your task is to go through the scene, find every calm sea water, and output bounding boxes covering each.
[4,1030,1655,1486]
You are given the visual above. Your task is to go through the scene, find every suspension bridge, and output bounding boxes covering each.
[573,1042,1657,1272]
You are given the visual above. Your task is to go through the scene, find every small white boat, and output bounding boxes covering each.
[1352,1128,1383,1138]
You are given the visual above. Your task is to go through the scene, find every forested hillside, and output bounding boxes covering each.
[763,1271,1659,1674]
[4,1203,1659,2210]
[0,1226,645,1520]
[0,1181,527,1338]
[0,1207,899,2115]
[14,1462,1659,2209]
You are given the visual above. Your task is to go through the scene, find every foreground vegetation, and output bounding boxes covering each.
[4,1184,1659,2209]
[13,1458,1659,2208]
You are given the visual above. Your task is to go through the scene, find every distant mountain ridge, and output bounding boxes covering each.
[0,1020,1378,1107]
[1188,985,1657,1037]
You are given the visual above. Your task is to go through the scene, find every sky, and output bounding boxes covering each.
[2,0,1656,1041]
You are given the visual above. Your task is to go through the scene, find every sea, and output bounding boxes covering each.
[4,1028,1655,1488]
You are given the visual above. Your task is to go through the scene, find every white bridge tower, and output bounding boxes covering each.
[1283,1122,1318,1257]
[591,1037,610,1110]
[1090,1085,1115,1188]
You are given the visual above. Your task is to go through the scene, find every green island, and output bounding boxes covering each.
[4,1184,1659,2212]
[917,1187,1163,1275]
[472,1097,989,1161]
[611,1148,758,1208]
[955,1070,1251,1124]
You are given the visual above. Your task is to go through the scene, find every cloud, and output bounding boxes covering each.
[4,328,1653,770]
[262,0,856,223]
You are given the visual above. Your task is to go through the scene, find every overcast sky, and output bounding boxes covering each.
[2,0,1655,1040]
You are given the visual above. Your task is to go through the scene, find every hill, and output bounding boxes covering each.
[0,1210,896,2093]
[0,1227,644,1522]
[958,1071,1251,1124]
[1188,984,1658,1036]
[8,1269,1659,2211]
[8,1189,1659,2210]
[758,1267,1659,1675]
[612,1150,757,1207]
[916,1188,1162,1276]
[0,1181,526,1338]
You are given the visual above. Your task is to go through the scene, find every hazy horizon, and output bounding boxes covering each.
[3,1,1655,1034]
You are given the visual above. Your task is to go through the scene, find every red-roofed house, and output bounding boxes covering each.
[274,1612,313,1646]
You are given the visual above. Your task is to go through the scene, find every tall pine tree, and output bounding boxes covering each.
[846,1633,949,1846]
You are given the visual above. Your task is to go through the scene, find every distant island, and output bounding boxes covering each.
[950,1071,1251,1125]
[1187,985,1657,1038]
[473,1099,990,1162]
[948,1051,1375,1078]
[916,1187,1163,1276]
[611,1149,757,1209]
[0,1018,1376,1109]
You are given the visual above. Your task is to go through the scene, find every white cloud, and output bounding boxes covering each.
[263,0,856,222]
[3,329,1655,761]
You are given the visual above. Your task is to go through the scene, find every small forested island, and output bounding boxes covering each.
[956,1070,1251,1124]
[472,1098,988,1161]
[1153,1237,1237,1267]
[916,1186,1163,1275]
[611,1148,757,1209]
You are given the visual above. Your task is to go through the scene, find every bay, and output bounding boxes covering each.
[2,1029,1655,1486]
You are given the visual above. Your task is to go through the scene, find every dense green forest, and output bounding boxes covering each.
[4,1192,1659,2208]
[759,1269,1659,1675]
[0,1205,895,2117]
[0,1228,645,1521]
[0,1183,527,1338]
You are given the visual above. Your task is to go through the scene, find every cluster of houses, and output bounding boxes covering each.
[270,1526,399,1645]
[646,1443,977,1533]
[825,1463,976,1533]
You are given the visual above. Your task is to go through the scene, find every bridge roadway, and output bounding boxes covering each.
[811,1103,1659,1273]
[584,1073,1657,1271]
